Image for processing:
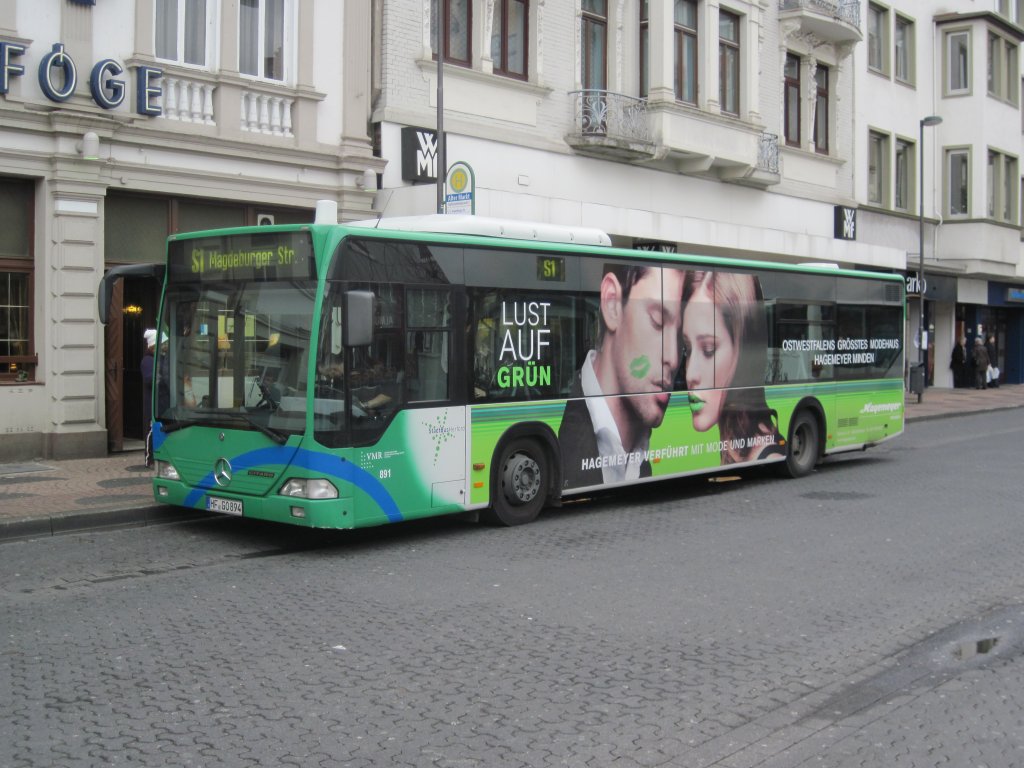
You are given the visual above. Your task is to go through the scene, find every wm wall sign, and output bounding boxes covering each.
[834,205,857,240]
[401,126,448,183]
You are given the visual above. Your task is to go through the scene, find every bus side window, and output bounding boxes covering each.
[406,288,450,402]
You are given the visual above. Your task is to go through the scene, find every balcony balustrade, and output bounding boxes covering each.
[566,90,656,161]
[161,75,216,124]
[779,0,862,44]
[150,65,301,141]
[758,132,780,175]
[240,90,295,137]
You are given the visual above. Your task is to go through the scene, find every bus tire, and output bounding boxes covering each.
[484,438,548,526]
[783,410,820,479]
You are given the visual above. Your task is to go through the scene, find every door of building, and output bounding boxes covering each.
[104,281,125,452]
[103,277,160,451]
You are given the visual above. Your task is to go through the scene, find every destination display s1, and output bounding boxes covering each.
[168,231,314,282]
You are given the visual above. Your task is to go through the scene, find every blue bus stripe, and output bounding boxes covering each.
[180,447,403,523]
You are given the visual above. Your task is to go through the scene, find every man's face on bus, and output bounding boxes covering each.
[601,267,684,430]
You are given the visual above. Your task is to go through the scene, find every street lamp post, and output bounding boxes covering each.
[436,16,446,214]
[917,115,942,403]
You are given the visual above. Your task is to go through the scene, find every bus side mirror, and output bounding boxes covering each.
[344,291,374,347]
[97,263,165,324]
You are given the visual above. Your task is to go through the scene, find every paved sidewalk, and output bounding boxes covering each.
[2,384,1022,542]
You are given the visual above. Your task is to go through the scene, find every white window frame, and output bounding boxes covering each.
[784,52,801,147]
[674,0,699,105]
[894,14,914,85]
[946,147,971,217]
[868,129,890,207]
[155,0,217,68]
[868,3,889,76]
[718,7,741,116]
[238,0,295,83]
[490,0,528,79]
[944,29,971,96]
[987,148,1019,223]
[894,137,914,212]
[998,0,1024,25]
[987,29,1019,106]
[813,62,829,155]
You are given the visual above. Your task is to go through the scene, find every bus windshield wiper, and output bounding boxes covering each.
[234,412,289,445]
[158,417,192,436]
[208,410,289,445]
[165,409,289,445]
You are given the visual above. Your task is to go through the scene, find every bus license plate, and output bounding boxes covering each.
[207,496,243,515]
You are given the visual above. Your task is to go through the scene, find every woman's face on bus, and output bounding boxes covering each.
[683,280,738,433]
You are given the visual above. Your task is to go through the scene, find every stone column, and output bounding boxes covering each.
[646,0,675,105]
[45,171,110,458]
[704,0,720,113]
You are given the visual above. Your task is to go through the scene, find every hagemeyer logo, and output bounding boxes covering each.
[860,402,902,414]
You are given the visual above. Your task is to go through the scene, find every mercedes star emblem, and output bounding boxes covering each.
[213,457,233,487]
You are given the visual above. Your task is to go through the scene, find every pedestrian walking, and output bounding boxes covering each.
[142,329,157,466]
[986,334,1000,387]
[949,336,968,388]
[972,337,990,390]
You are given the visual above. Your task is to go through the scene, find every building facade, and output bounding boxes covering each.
[371,0,1024,390]
[854,0,1024,389]
[374,0,903,271]
[3,0,1023,462]
[0,0,382,461]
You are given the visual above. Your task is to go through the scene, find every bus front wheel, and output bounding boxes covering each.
[484,438,548,526]
[783,410,820,478]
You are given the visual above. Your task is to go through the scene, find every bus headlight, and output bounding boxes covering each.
[279,478,339,500]
[156,461,181,481]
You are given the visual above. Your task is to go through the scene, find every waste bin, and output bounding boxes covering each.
[909,364,925,395]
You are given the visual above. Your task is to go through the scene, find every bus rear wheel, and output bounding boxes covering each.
[783,410,820,478]
[484,438,548,526]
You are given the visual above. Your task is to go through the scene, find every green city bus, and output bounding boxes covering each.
[99,212,905,528]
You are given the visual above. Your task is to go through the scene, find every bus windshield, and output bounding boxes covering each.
[154,231,317,439]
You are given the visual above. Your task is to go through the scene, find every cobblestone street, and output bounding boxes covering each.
[3,409,1023,766]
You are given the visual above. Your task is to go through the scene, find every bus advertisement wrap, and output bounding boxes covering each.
[472,262,903,496]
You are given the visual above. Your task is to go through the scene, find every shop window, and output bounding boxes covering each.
[0,179,35,382]
[0,266,34,381]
